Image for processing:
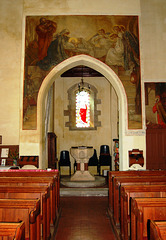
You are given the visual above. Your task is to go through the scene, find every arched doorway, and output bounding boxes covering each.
[37,55,128,169]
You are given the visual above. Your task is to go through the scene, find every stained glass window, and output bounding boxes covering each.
[64,81,101,130]
[76,90,90,128]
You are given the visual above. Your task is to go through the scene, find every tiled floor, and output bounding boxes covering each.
[54,196,116,240]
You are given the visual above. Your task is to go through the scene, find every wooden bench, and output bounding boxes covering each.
[120,184,166,240]
[112,176,166,227]
[0,198,41,240]
[0,169,60,223]
[108,170,166,213]
[0,185,50,240]
[130,197,166,240]
[0,221,25,240]
[0,176,57,225]
[18,156,39,168]
[148,220,166,240]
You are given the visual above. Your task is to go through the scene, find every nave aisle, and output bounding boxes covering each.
[53,196,116,240]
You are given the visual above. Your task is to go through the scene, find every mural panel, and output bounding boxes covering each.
[145,83,166,128]
[23,15,142,130]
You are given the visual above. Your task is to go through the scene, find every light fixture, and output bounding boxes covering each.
[78,66,84,92]
[78,66,90,92]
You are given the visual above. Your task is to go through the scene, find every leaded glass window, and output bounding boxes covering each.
[64,81,101,130]
[76,90,90,128]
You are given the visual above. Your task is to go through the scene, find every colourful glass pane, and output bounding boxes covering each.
[76,90,90,128]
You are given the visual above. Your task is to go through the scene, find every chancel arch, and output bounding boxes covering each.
[37,54,130,170]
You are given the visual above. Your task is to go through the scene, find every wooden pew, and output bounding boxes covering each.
[0,185,50,240]
[0,221,25,240]
[2,169,60,211]
[108,170,166,213]
[112,176,166,227]
[0,198,41,240]
[120,184,166,240]
[0,169,60,224]
[148,220,166,240]
[0,176,57,225]
[130,197,166,240]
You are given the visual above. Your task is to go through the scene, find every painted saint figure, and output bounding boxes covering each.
[105,25,124,67]
[38,29,70,70]
[79,104,87,123]
[153,94,166,127]
[36,17,57,61]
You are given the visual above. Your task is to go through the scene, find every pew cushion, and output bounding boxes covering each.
[21,165,38,169]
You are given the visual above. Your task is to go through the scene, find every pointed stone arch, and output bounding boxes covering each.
[37,54,128,169]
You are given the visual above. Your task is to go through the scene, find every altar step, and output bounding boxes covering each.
[60,187,108,197]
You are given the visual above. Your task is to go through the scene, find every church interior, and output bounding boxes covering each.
[0,0,166,239]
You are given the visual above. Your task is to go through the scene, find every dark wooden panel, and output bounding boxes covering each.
[146,128,166,170]
[61,65,103,77]
[148,220,166,240]
[18,156,39,168]
[48,132,58,169]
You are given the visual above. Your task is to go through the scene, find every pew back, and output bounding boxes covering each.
[0,170,60,224]
[108,170,166,212]
[0,176,56,224]
[0,221,25,240]
[113,176,166,226]
[0,185,50,240]
[0,198,40,240]
[148,220,166,240]
[120,184,166,240]
[131,197,166,240]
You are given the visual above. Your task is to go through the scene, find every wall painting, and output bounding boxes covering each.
[23,15,142,130]
[145,83,166,129]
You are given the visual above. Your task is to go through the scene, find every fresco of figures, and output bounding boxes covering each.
[23,15,141,130]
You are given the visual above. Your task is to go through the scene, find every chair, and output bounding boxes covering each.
[98,145,112,175]
[59,150,71,176]
[88,149,99,175]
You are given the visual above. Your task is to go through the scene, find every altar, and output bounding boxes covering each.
[70,146,95,181]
